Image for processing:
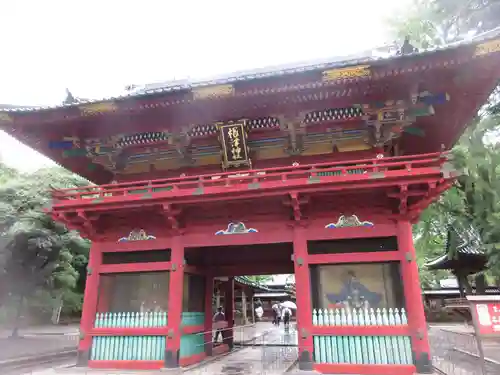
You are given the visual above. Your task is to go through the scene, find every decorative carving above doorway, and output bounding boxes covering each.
[325,215,374,229]
[118,229,157,242]
[215,222,258,235]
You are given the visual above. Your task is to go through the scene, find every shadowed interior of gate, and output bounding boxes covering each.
[185,243,294,276]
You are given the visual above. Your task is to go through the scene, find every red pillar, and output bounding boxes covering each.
[77,242,101,366]
[397,220,432,373]
[223,277,234,349]
[204,273,214,355]
[293,226,314,370]
[165,236,185,368]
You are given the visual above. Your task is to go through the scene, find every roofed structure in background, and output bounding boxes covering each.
[425,224,487,274]
[216,276,295,299]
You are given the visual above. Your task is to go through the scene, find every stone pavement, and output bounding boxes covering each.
[429,325,500,375]
[0,324,79,362]
[240,325,298,347]
[433,323,500,363]
[186,325,298,375]
[232,322,275,344]
[0,324,80,339]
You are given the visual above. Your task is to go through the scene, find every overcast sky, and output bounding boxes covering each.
[0,0,410,172]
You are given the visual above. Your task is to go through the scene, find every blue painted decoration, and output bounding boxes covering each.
[325,215,373,229]
[325,270,382,308]
[49,141,75,150]
[118,229,157,242]
[215,221,258,235]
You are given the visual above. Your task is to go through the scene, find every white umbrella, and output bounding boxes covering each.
[255,306,264,318]
[280,301,297,309]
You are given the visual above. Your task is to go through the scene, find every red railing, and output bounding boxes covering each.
[51,152,449,203]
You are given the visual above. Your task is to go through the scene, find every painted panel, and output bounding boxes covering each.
[336,139,371,152]
[322,65,371,81]
[192,154,221,166]
[122,163,151,174]
[317,263,397,310]
[154,159,181,170]
[98,272,170,313]
[192,84,234,100]
[474,38,500,57]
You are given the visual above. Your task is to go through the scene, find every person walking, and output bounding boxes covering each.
[213,306,225,344]
[282,306,292,331]
[271,302,281,326]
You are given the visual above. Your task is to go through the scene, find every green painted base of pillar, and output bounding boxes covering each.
[164,349,179,368]
[414,351,432,373]
[298,350,314,371]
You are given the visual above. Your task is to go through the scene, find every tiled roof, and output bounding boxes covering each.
[235,276,272,291]
[234,276,295,296]
[2,27,500,114]
[424,223,486,269]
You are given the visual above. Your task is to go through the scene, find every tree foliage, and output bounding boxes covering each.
[0,164,90,328]
[390,0,500,49]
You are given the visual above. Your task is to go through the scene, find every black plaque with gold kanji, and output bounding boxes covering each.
[218,121,250,168]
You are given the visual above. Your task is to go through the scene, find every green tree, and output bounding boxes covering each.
[245,275,273,284]
[390,0,500,49]
[0,166,90,332]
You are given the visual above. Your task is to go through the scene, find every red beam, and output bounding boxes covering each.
[307,251,401,265]
[311,325,410,336]
[305,224,396,241]
[314,364,415,375]
[91,222,397,251]
[99,261,171,274]
[101,239,172,252]
[185,231,292,248]
[89,360,162,370]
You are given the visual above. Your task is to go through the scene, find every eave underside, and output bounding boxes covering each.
[425,253,487,274]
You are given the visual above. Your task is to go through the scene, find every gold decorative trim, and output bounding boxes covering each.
[79,102,117,116]
[322,65,371,81]
[193,84,234,100]
[0,113,13,123]
[118,229,156,242]
[474,38,500,57]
